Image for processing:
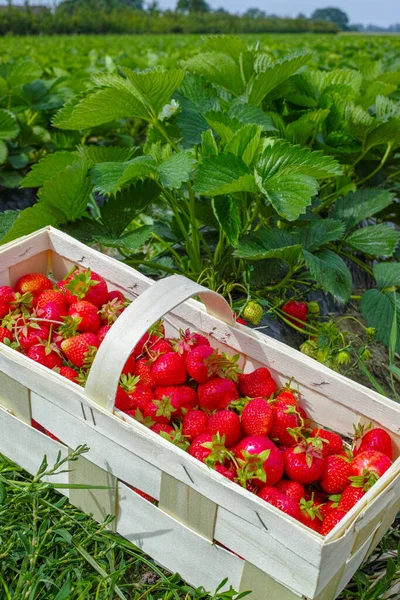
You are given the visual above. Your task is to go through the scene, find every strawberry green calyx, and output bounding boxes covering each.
[57,316,82,338]
[202,433,232,467]
[300,497,323,522]
[348,471,379,491]
[161,425,190,451]
[65,268,99,300]
[204,349,241,382]
[235,449,270,487]
[133,408,155,428]
[82,345,98,368]
[120,374,141,393]
[153,396,177,421]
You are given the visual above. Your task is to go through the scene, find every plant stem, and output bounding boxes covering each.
[357,143,392,185]
[337,248,374,276]
[124,259,180,275]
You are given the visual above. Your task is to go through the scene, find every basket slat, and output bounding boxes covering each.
[239,562,301,600]
[0,371,31,424]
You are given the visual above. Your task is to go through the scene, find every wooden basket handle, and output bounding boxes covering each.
[85,275,234,411]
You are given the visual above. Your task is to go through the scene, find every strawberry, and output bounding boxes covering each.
[275,480,305,503]
[97,324,111,345]
[99,297,125,325]
[310,428,343,458]
[37,302,65,323]
[27,344,63,369]
[135,357,156,388]
[273,389,299,409]
[257,487,302,521]
[59,366,79,383]
[320,454,351,494]
[235,435,284,487]
[108,290,126,303]
[270,404,302,446]
[60,333,99,368]
[353,426,393,460]
[0,286,16,318]
[349,450,392,487]
[186,346,239,383]
[154,385,197,418]
[151,352,186,386]
[32,419,45,433]
[238,368,277,399]
[68,301,101,333]
[182,410,208,442]
[120,375,153,412]
[207,410,242,447]
[115,386,133,411]
[284,443,324,485]
[44,428,61,442]
[63,268,108,308]
[151,423,174,436]
[319,499,339,519]
[131,486,157,504]
[299,497,323,532]
[145,338,173,358]
[172,328,210,357]
[243,301,263,325]
[143,399,172,424]
[241,397,274,437]
[189,433,230,466]
[320,510,347,536]
[0,327,13,345]
[281,300,307,329]
[338,485,366,512]
[215,463,236,481]
[198,377,239,412]
[235,315,247,326]
[133,321,165,357]
[15,273,52,298]
[18,323,50,351]
[122,353,136,376]
[37,290,68,313]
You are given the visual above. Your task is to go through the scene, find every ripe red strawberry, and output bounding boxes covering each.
[281,300,307,329]
[320,510,347,536]
[108,290,126,303]
[134,357,155,388]
[310,428,343,458]
[0,286,16,318]
[143,399,172,424]
[154,385,197,418]
[257,486,302,521]
[97,324,111,345]
[18,323,50,351]
[275,480,305,503]
[120,375,154,412]
[182,410,208,442]
[235,435,284,487]
[186,345,215,382]
[207,410,242,447]
[32,419,45,433]
[299,498,323,532]
[172,328,210,357]
[215,463,236,481]
[27,344,63,369]
[115,386,132,411]
[349,450,392,486]
[99,297,125,325]
[145,338,173,358]
[189,433,230,466]
[61,333,99,368]
[319,500,338,519]
[37,290,68,313]
[235,316,247,325]
[353,427,393,460]
[131,486,157,503]
[241,397,274,436]
[151,352,186,386]
[270,404,302,446]
[133,321,165,357]
[338,485,366,512]
[59,366,79,383]
[44,428,61,442]
[238,367,277,399]
[320,454,351,494]
[0,327,13,345]
[151,423,174,436]
[15,273,52,298]
[37,302,65,323]
[284,443,324,485]
[273,390,299,409]
[122,353,136,376]
[198,377,239,412]
[63,269,108,308]
[68,301,101,333]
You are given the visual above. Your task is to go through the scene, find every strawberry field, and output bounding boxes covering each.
[0,32,400,599]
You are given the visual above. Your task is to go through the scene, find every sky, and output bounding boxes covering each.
[158,0,400,27]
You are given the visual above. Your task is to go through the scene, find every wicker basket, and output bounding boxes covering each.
[0,226,399,600]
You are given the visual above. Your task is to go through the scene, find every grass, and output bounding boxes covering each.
[0,445,398,599]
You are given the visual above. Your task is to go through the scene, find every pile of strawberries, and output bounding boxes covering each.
[0,268,395,537]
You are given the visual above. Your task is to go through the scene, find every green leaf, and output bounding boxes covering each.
[0,109,19,140]
[257,140,341,179]
[204,111,242,144]
[260,172,318,221]
[228,102,277,132]
[303,249,352,303]
[346,224,400,258]
[0,210,19,241]
[330,189,395,230]
[295,219,346,252]
[62,219,107,245]
[204,35,248,61]
[234,228,302,265]
[91,157,156,196]
[224,124,263,167]
[247,52,312,106]
[365,118,400,150]
[345,103,374,141]
[1,60,42,89]
[185,52,244,96]
[94,225,153,253]
[0,140,7,164]
[0,171,24,188]
[123,67,185,117]
[211,197,241,245]
[76,145,136,165]
[21,151,78,188]
[201,129,218,158]
[361,289,400,353]
[53,86,148,130]
[101,180,160,237]
[158,151,195,189]
[285,109,330,145]
[193,153,257,196]
[1,203,63,245]
[373,263,400,289]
